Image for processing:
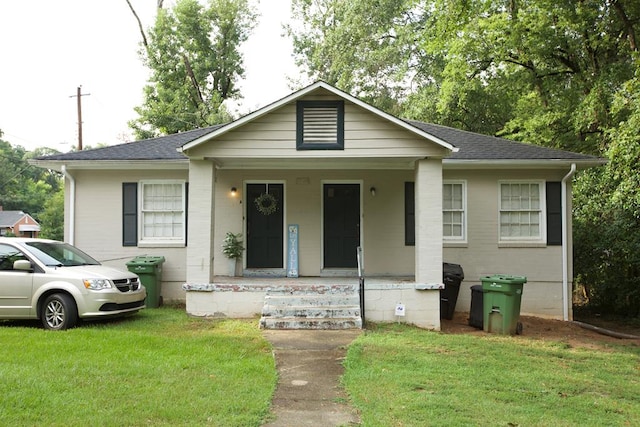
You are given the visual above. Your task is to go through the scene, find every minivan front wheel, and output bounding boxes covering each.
[41,294,78,330]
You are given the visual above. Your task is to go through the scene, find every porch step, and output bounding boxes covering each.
[259,285,362,330]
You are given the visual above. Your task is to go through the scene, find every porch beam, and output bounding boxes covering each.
[186,159,216,283]
[414,159,443,284]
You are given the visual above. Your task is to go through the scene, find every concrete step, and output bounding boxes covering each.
[263,293,360,308]
[260,286,362,330]
[268,284,358,295]
[261,305,360,319]
[260,317,362,330]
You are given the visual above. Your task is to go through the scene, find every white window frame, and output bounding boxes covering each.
[139,180,186,246]
[443,180,467,242]
[498,181,546,243]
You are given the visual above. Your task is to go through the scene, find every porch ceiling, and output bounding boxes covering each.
[207,156,427,170]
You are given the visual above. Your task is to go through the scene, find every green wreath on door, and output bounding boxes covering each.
[254,192,278,215]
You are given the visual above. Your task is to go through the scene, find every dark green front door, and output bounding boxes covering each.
[324,184,360,268]
[247,183,284,268]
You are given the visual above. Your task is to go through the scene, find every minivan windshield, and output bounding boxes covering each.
[25,242,101,267]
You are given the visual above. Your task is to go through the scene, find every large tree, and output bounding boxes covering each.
[290,0,640,315]
[573,57,640,316]
[129,0,256,139]
[290,0,639,153]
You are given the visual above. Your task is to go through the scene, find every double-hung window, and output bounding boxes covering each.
[123,181,187,247]
[443,181,466,241]
[141,181,185,243]
[404,181,467,245]
[499,182,545,242]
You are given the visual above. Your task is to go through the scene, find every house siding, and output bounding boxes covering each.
[65,169,189,302]
[213,169,417,277]
[442,168,573,319]
[61,164,573,319]
[187,92,450,160]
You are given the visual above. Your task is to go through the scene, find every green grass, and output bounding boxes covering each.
[343,323,640,427]
[0,307,277,427]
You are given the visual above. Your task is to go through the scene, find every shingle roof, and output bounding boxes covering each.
[34,119,600,164]
[0,211,27,227]
[406,121,598,161]
[37,125,224,162]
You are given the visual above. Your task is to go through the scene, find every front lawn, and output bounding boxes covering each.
[343,323,640,426]
[0,307,276,426]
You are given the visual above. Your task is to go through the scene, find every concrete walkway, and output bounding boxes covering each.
[261,330,362,427]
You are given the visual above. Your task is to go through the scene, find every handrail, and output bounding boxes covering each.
[357,246,365,325]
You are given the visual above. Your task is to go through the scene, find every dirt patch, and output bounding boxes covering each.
[441,312,640,351]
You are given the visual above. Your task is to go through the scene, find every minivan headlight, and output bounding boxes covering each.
[83,279,113,290]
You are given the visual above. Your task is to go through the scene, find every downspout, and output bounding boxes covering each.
[61,165,76,245]
[561,163,576,321]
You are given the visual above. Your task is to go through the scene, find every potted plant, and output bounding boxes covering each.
[222,232,244,276]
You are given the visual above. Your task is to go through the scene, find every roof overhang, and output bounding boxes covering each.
[180,81,458,154]
[207,156,431,170]
[19,224,41,232]
[443,158,607,170]
[29,159,189,172]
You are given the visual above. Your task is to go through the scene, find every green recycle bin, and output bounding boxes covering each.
[481,275,527,335]
[127,256,165,308]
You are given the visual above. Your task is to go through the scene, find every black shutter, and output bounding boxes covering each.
[122,183,138,247]
[405,182,415,246]
[184,182,189,247]
[546,182,562,245]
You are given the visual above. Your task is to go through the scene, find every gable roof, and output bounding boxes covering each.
[0,211,33,227]
[180,81,456,154]
[31,82,605,170]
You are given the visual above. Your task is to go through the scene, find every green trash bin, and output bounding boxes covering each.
[481,275,527,335]
[127,256,165,308]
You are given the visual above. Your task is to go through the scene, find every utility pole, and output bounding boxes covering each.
[70,86,90,150]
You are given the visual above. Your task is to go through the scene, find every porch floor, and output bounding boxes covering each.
[211,275,415,286]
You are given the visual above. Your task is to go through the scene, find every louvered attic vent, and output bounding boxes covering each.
[296,100,344,150]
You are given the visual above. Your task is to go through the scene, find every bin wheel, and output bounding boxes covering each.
[516,321,523,335]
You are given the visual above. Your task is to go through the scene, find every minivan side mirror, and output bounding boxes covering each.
[13,260,33,272]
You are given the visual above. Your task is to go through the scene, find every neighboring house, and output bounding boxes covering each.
[31,81,604,330]
[0,207,40,237]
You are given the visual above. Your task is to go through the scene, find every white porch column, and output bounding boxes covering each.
[186,160,216,283]
[414,159,443,284]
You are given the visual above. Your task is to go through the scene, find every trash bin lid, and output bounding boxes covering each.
[127,255,166,266]
[480,274,527,284]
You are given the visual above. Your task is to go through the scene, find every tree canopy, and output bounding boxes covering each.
[290,0,638,154]
[0,133,64,240]
[129,0,257,139]
[290,0,640,315]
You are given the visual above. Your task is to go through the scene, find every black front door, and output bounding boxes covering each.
[324,184,360,268]
[246,183,284,268]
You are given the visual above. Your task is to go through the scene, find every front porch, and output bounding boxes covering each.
[183,276,443,330]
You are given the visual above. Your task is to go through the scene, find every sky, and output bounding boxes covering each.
[0,0,298,152]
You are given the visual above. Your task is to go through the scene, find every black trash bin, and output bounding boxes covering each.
[440,262,464,320]
[469,285,484,329]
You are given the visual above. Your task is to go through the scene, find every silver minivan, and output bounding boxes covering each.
[0,238,146,330]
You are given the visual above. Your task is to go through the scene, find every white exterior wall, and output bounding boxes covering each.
[186,160,216,283]
[184,281,441,330]
[59,85,575,322]
[213,169,418,277]
[65,169,189,302]
[443,168,572,319]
